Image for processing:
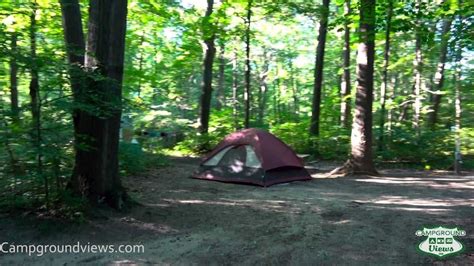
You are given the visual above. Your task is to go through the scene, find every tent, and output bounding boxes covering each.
[192,128,312,186]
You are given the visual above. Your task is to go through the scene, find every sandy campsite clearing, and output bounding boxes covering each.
[1,157,473,265]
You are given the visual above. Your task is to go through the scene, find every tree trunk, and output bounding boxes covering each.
[244,0,252,129]
[10,33,19,120]
[29,4,40,134]
[453,14,464,175]
[412,0,423,135]
[340,0,351,129]
[60,0,85,133]
[137,32,145,97]
[387,74,397,138]
[346,0,376,174]
[309,0,330,136]
[198,0,216,134]
[232,48,239,129]
[257,49,269,125]
[377,0,392,151]
[427,18,453,129]
[69,0,128,208]
[289,60,299,120]
[29,2,47,203]
[215,42,225,110]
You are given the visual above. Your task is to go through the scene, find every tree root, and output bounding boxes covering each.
[328,159,378,177]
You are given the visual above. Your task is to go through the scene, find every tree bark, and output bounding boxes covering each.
[10,33,19,120]
[453,14,464,175]
[29,2,47,203]
[29,4,40,134]
[60,0,85,133]
[69,0,128,208]
[340,0,351,129]
[289,59,299,120]
[137,32,145,97]
[244,0,252,129]
[377,0,392,151]
[309,0,330,136]
[232,47,239,129]
[348,0,376,174]
[257,49,269,125]
[427,18,452,128]
[387,74,397,138]
[215,42,225,110]
[198,0,216,134]
[412,0,423,135]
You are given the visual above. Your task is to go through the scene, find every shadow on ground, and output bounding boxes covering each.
[1,157,473,265]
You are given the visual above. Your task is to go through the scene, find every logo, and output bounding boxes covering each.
[415,226,466,258]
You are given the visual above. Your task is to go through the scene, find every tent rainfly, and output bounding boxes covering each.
[192,128,312,186]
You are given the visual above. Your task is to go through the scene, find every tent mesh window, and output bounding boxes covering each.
[203,145,262,171]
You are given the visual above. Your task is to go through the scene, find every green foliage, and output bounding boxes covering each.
[119,142,168,175]
[0,0,473,215]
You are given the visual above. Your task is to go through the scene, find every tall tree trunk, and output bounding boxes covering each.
[232,48,239,129]
[257,49,269,125]
[340,0,351,129]
[453,14,464,175]
[60,0,85,133]
[29,2,47,203]
[10,33,19,120]
[387,74,397,138]
[377,0,392,151]
[137,32,145,97]
[198,0,216,134]
[69,0,128,208]
[346,0,376,174]
[427,18,453,129]
[289,60,299,120]
[215,42,225,110]
[309,0,330,136]
[244,0,252,129]
[29,4,40,133]
[412,0,423,135]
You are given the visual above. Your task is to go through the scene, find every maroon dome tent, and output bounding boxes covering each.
[192,128,312,186]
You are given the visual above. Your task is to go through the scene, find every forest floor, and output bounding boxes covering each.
[0,157,473,265]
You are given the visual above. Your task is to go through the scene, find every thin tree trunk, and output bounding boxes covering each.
[244,0,252,129]
[387,74,397,138]
[427,18,453,128]
[310,0,330,136]
[453,14,464,175]
[29,4,40,133]
[232,48,239,129]
[70,0,128,208]
[137,32,145,97]
[289,60,299,120]
[10,33,19,120]
[198,0,216,134]
[215,42,225,110]
[340,0,351,129]
[454,60,462,175]
[257,49,269,125]
[377,0,392,151]
[275,66,282,123]
[29,2,47,204]
[412,0,423,135]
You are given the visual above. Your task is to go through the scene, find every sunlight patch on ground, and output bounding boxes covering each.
[355,176,474,190]
[368,205,451,214]
[161,198,303,214]
[117,217,177,234]
[355,196,474,207]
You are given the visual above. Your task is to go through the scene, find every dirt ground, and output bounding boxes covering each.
[1,157,473,265]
